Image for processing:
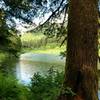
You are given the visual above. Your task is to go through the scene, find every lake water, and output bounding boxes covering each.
[16,53,65,83]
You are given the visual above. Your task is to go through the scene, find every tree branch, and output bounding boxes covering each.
[38,0,68,27]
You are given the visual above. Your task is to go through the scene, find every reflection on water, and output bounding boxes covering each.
[20,53,65,63]
[16,60,64,83]
[0,53,65,83]
[0,55,18,76]
[16,53,65,83]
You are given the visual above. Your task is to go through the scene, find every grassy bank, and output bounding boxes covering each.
[22,45,66,54]
[21,33,66,54]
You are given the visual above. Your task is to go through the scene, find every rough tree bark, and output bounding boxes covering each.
[58,0,99,100]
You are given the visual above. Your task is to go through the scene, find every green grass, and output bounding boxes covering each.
[28,46,65,54]
[21,43,66,54]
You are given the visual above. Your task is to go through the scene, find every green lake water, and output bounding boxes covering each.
[16,53,65,83]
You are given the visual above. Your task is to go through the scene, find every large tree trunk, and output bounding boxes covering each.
[58,0,99,100]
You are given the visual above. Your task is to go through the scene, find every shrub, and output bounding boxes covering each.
[0,68,64,100]
[29,68,64,100]
[0,73,30,100]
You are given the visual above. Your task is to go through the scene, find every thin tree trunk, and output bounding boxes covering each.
[58,0,99,100]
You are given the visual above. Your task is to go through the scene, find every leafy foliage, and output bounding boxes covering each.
[0,9,21,55]
[44,22,67,38]
[0,0,67,27]
[0,68,78,100]
[0,73,29,100]
[29,68,64,100]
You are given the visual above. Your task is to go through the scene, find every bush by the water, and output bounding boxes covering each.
[0,73,30,100]
[0,68,64,100]
[29,68,64,100]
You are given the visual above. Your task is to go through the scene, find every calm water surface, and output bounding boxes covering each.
[16,53,65,83]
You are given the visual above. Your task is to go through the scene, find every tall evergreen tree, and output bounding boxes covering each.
[58,0,99,100]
